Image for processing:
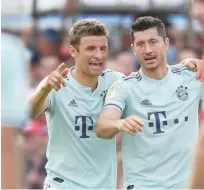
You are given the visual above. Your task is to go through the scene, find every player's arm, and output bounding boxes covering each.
[180,58,204,81]
[96,80,143,139]
[96,107,143,139]
[96,106,122,139]
[29,63,68,118]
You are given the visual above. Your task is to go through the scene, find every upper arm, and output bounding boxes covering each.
[104,80,126,115]
[99,106,122,120]
[43,90,55,114]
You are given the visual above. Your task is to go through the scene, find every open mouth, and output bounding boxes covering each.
[144,56,156,61]
[89,62,102,68]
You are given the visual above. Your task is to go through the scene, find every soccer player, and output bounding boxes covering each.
[1,29,29,189]
[29,19,123,189]
[96,16,203,189]
[29,19,203,189]
[190,0,204,188]
[1,1,30,188]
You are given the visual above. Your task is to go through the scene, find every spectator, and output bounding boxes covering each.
[36,28,61,57]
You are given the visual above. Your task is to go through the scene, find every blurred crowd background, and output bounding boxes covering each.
[2,0,204,188]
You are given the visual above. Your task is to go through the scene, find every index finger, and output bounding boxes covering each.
[56,63,66,74]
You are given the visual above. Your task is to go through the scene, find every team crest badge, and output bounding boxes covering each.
[107,85,116,97]
[107,80,121,98]
[176,85,188,101]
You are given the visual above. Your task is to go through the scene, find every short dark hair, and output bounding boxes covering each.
[69,19,109,46]
[130,16,166,42]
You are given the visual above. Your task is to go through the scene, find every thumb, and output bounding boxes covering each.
[61,68,69,78]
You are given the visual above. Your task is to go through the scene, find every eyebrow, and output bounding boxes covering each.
[136,38,158,43]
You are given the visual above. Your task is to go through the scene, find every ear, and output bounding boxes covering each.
[164,37,169,50]
[69,45,78,58]
[131,43,137,56]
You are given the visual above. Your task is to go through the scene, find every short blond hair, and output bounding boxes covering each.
[69,19,109,46]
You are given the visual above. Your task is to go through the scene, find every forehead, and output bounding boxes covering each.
[79,35,108,47]
[133,28,162,42]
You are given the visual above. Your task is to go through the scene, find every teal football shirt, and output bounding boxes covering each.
[44,67,123,188]
[104,65,202,189]
[1,33,29,128]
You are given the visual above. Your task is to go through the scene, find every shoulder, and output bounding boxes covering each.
[170,64,201,88]
[123,71,142,82]
[101,69,114,76]
[170,64,195,77]
[101,69,125,79]
[100,69,125,87]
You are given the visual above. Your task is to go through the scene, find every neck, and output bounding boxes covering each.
[142,61,168,80]
[71,67,99,92]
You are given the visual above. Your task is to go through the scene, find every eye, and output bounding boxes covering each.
[136,42,144,47]
[87,46,95,50]
[101,46,107,51]
[150,40,157,44]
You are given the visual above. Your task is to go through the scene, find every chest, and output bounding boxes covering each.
[54,85,109,123]
[127,77,199,112]
[123,79,200,136]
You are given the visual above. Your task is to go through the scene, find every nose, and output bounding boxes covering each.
[144,43,152,54]
[94,48,103,59]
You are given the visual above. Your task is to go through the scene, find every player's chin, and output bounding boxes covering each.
[89,68,103,76]
[89,66,104,76]
[144,62,159,70]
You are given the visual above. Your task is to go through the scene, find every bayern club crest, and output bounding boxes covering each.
[176,85,188,101]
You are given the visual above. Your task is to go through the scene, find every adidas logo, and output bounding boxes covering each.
[141,99,152,106]
[68,100,78,107]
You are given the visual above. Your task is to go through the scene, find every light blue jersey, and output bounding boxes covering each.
[44,67,123,188]
[1,33,29,128]
[104,65,202,189]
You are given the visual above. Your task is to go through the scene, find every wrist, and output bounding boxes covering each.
[115,120,123,132]
[38,76,52,93]
[41,85,52,93]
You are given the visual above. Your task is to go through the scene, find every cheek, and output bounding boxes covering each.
[158,51,166,60]
[134,48,143,57]
[78,52,89,62]
[103,51,108,58]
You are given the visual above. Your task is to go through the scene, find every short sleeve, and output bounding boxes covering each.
[104,80,126,113]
